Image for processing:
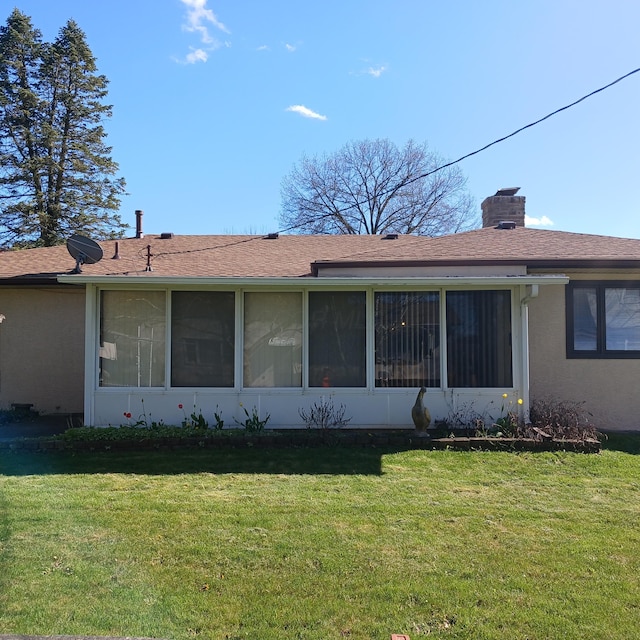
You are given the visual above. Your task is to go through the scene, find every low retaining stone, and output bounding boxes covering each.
[0,432,602,453]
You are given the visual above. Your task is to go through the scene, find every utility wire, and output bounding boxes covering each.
[405,66,640,187]
[148,66,640,260]
[280,66,640,231]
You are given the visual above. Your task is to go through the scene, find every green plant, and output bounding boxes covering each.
[212,405,224,431]
[235,404,270,432]
[439,393,525,437]
[123,398,164,429]
[179,403,208,430]
[480,392,524,437]
[0,407,36,424]
[298,397,351,430]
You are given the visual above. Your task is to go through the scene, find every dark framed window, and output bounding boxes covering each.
[446,290,512,388]
[171,291,235,387]
[374,292,441,388]
[309,291,366,387]
[567,282,640,358]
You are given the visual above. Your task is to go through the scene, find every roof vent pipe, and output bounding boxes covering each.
[112,241,121,259]
[135,210,144,239]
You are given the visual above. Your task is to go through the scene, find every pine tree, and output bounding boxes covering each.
[0,9,126,247]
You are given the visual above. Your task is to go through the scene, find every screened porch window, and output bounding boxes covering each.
[567,282,640,357]
[243,292,302,387]
[171,291,235,387]
[374,292,441,388]
[309,291,366,387]
[99,290,166,387]
[446,290,512,388]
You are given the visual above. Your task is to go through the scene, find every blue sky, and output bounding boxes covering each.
[8,0,640,238]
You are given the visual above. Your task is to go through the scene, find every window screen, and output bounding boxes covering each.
[171,291,235,387]
[243,292,302,387]
[374,292,441,387]
[100,290,166,387]
[309,291,366,387]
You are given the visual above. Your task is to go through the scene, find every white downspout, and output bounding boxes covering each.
[84,284,98,427]
[519,284,538,423]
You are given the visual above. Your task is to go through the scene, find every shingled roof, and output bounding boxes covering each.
[1,227,640,282]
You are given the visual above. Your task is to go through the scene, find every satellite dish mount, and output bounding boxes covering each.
[66,234,104,273]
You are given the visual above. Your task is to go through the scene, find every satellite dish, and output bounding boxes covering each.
[66,234,104,273]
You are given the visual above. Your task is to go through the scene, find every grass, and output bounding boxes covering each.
[1,438,640,639]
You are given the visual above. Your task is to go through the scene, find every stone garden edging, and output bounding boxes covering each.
[0,431,602,453]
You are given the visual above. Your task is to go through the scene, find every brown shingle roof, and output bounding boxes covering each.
[1,227,640,281]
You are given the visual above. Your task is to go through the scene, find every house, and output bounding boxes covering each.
[1,189,639,431]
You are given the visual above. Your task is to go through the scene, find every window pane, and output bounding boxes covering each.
[244,292,302,387]
[375,292,440,388]
[605,288,640,350]
[171,291,235,387]
[446,290,512,388]
[573,287,598,351]
[100,290,166,387]
[309,291,366,387]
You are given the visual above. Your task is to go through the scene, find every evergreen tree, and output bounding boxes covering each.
[0,9,126,247]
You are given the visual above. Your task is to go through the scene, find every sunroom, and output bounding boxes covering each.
[68,274,566,428]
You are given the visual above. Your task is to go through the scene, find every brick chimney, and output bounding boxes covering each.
[481,188,525,228]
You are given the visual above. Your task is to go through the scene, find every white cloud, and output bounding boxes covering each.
[181,0,229,42]
[257,44,270,52]
[286,105,327,121]
[366,65,387,78]
[186,48,208,64]
[525,215,554,227]
[177,1,229,63]
[285,43,296,52]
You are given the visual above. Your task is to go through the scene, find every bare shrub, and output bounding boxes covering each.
[518,398,600,441]
[298,397,351,430]
[439,401,485,432]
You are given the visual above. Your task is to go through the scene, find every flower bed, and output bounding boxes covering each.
[0,427,601,453]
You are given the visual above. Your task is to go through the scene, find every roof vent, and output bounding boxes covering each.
[496,220,517,230]
[383,233,399,240]
[135,209,144,239]
[160,232,174,239]
[265,232,279,240]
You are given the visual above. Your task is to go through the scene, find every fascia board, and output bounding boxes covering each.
[57,274,570,287]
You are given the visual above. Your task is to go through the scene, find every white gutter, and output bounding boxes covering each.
[58,274,570,287]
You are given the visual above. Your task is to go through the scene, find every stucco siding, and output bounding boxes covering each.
[529,280,640,431]
[0,286,85,415]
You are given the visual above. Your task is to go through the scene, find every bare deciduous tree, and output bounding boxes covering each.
[280,138,477,235]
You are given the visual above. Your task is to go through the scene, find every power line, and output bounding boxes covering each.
[149,66,640,260]
[281,66,640,232]
[410,66,640,184]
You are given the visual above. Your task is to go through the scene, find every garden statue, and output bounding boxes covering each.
[411,386,431,431]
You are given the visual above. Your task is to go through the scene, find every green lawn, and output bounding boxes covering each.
[1,437,639,639]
